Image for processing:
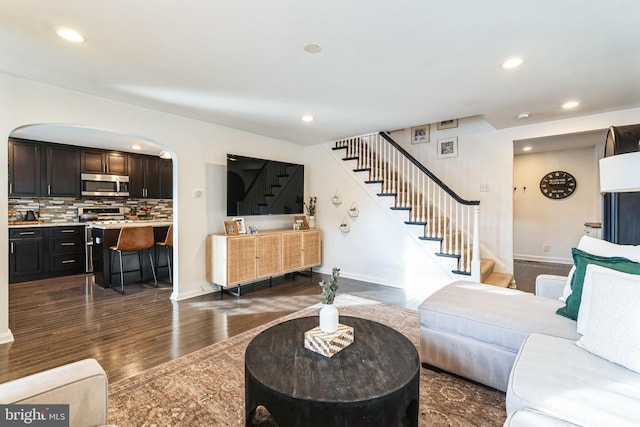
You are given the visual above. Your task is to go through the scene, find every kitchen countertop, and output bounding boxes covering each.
[8,221,83,228]
[90,220,172,229]
[8,221,173,229]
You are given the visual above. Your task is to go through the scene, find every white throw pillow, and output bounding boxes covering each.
[576,268,640,373]
[577,264,640,335]
[559,236,640,302]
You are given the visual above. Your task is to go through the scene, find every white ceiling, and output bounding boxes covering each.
[514,129,608,156]
[2,0,640,148]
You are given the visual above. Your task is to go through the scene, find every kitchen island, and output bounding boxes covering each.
[91,221,172,289]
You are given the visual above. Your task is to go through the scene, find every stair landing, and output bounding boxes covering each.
[480,259,513,288]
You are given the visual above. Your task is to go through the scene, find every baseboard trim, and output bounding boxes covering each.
[514,254,573,265]
[0,329,15,344]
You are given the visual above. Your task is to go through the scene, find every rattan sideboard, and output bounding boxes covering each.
[206,228,321,289]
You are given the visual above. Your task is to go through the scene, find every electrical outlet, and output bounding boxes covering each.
[480,184,489,192]
[543,244,550,252]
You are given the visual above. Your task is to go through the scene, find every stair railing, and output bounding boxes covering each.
[335,132,481,279]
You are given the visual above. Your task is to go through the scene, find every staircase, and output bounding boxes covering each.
[332,132,513,287]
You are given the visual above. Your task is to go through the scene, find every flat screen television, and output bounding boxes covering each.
[227,154,304,216]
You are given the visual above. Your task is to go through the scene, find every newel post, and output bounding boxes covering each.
[471,205,481,282]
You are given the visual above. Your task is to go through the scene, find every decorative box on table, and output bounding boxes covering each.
[304,323,354,357]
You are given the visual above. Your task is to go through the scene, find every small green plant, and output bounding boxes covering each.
[305,196,317,216]
[320,267,341,304]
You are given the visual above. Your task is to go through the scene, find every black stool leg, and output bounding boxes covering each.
[118,250,125,294]
[166,246,172,284]
[147,249,158,287]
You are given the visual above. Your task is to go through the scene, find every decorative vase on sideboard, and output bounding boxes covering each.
[308,216,316,229]
[319,304,339,333]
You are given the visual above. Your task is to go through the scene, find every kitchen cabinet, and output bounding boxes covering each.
[8,139,41,197]
[9,139,80,198]
[45,145,81,197]
[159,159,173,199]
[129,155,161,198]
[206,229,321,289]
[48,226,85,274]
[81,149,128,175]
[9,228,45,282]
[9,225,86,284]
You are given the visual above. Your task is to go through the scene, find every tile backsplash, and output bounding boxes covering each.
[9,198,173,223]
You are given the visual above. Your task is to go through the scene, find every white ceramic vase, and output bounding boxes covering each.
[308,216,316,229]
[319,304,339,333]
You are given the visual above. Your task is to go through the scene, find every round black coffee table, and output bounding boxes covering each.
[244,316,419,427]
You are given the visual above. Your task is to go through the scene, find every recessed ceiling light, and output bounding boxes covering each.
[517,112,530,119]
[131,144,141,150]
[303,43,322,54]
[502,57,523,69]
[562,100,580,109]
[302,115,314,123]
[522,146,532,152]
[56,28,86,43]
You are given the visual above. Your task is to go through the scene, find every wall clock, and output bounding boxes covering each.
[539,171,577,200]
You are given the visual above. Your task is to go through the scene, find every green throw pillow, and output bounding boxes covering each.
[556,248,640,320]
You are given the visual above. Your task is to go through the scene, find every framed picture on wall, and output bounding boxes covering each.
[437,137,458,159]
[437,119,458,130]
[410,124,430,144]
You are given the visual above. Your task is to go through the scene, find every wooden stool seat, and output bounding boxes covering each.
[109,226,157,293]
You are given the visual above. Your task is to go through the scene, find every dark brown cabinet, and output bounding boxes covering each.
[9,139,80,198]
[8,139,41,197]
[9,139,172,200]
[159,159,173,199]
[45,145,81,197]
[9,228,46,282]
[81,150,128,175]
[129,155,163,198]
[9,226,86,284]
[48,226,85,274]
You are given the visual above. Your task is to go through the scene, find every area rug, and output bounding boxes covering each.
[108,295,506,426]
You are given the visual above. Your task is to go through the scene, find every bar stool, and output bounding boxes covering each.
[109,226,157,294]
[156,225,173,284]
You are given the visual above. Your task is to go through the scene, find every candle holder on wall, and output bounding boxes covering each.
[339,217,350,233]
[348,203,359,217]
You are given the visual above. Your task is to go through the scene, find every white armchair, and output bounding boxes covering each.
[0,358,113,427]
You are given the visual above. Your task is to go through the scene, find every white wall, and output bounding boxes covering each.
[305,110,640,295]
[304,144,455,298]
[513,146,603,263]
[1,71,639,344]
[0,73,304,343]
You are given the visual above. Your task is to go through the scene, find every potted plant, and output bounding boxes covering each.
[319,267,341,333]
[305,196,317,229]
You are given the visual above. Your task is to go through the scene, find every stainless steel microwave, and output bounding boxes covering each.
[81,173,129,197]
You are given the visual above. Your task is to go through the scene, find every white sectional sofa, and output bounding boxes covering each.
[0,358,113,427]
[419,236,640,426]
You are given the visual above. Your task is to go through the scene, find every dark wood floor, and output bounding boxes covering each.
[1,272,426,384]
